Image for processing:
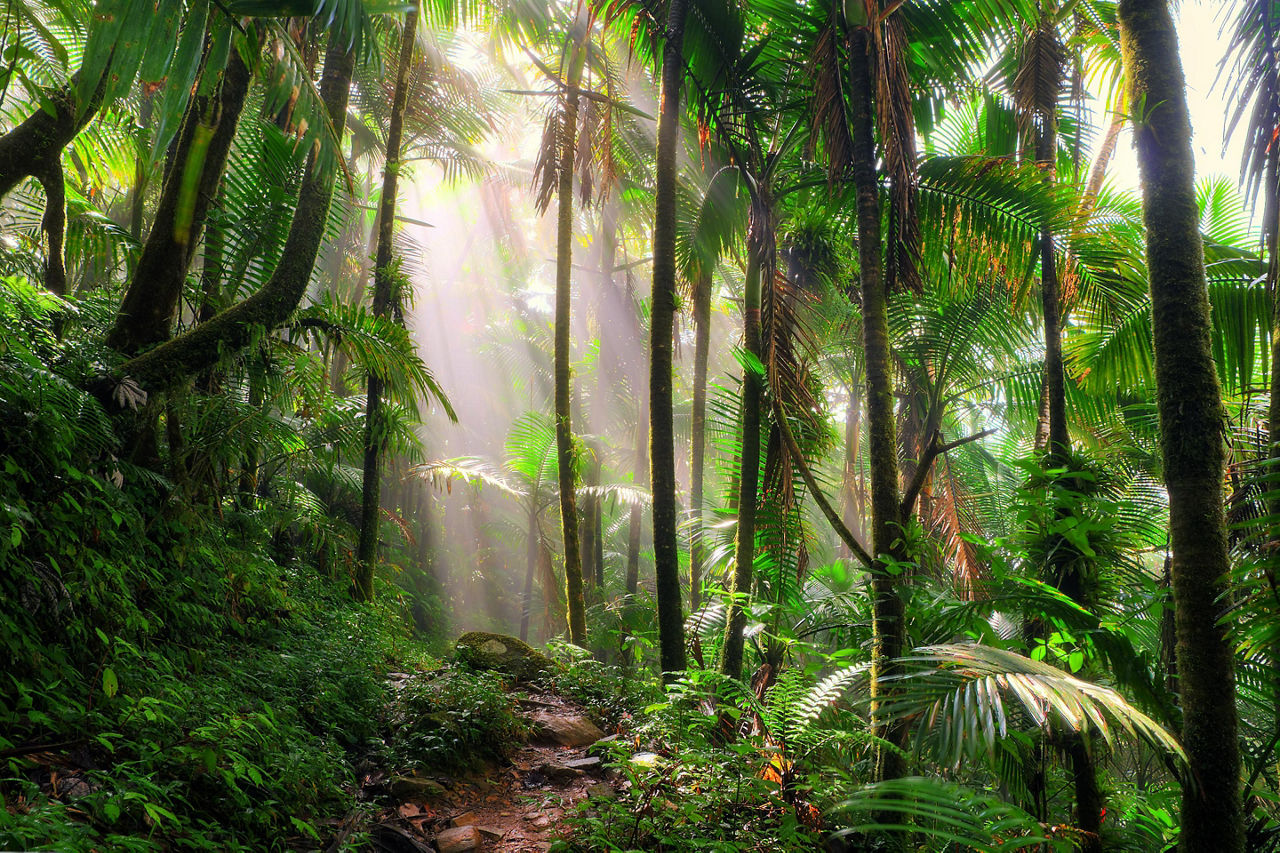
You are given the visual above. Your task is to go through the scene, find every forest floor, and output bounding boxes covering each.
[362,683,617,852]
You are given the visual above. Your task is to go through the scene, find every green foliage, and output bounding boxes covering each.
[387,666,529,772]
[0,276,429,851]
[544,640,659,726]
[555,673,824,851]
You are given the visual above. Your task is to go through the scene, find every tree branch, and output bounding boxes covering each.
[117,39,355,394]
[771,394,874,568]
[35,157,66,296]
[0,75,103,200]
[899,428,995,520]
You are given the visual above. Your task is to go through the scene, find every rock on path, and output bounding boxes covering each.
[370,688,616,852]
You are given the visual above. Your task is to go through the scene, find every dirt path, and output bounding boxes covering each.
[368,687,616,852]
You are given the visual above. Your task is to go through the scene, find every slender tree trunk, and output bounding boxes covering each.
[108,45,253,354]
[354,10,418,601]
[840,384,866,555]
[35,158,66,296]
[720,226,764,682]
[521,504,538,642]
[1119,2,1243,849]
[649,0,692,677]
[117,37,354,394]
[850,24,907,782]
[690,270,712,610]
[626,391,648,596]
[554,22,589,645]
[0,75,102,200]
[1023,22,1102,844]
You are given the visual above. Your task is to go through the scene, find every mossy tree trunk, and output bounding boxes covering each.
[690,269,712,611]
[849,23,907,782]
[107,43,253,355]
[553,23,589,646]
[720,204,766,682]
[354,10,418,602]
[0,75,101,200]
[35,158,67,297]
[1119,1,1244,849]
[118,36,355,394]
[648,0,691,677]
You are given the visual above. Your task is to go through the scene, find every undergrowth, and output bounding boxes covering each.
[0,282,438,851]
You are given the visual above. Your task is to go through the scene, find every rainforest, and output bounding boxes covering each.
[0,0,1275,850]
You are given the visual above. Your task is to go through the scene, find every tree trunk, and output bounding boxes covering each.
[649,0,692,677]
[1118,2,1243,849]
[35,158,67,296]
[521,504,538,642]
[720,224,764,682]
[554,22,589,645]
[840,384,866,555]
[117,37,355,394]
[1024,21,1102,844]
[354,10,418,602]
[0,76,101,200]
[107,44,253,355]
[850,24,907,782]
[690,270,712,610]
[626,391,648,596]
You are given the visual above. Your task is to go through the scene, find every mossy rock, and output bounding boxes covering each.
[453,631,555,682]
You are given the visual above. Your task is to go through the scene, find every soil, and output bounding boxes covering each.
[367,686,618,852]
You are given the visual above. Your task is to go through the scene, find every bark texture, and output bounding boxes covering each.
[1119,1,1243,849]
[648,0,691,677]
[118,38,355,394]
[553,26,588,645]
[354,10,418,601]
[36,158,67,296]
[108,45,253,355]
[850,24,907,782]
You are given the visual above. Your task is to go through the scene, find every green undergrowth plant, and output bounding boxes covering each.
[0,279,437,851]
[386,666,529,773]
[554,668,835,851]
[542,639,660,728]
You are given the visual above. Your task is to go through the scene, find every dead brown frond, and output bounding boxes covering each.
[1013,18,1064,142]
[876,14,921,293]
[532,107,561,214]
[808,19,854,183]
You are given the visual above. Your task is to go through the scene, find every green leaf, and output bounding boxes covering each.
[102,667,118,698]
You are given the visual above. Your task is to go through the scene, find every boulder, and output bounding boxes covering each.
[390,774,447,799]
[435,825,483,853]
[536,761,584,783]
[528,711,604,747]
[454,632,555,682]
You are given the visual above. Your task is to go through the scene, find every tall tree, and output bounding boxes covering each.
[648,0,691,677]
[848,17,908,783]
[1118,1,1244,849]
[117,34,356,393]
[107,39,254,355]
[1015,14,1102,845]
[354,9,420,602]
[551,6,589,645]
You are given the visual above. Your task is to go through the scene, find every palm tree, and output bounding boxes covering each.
[1118,0,1244,848]
[354,9,419,602]
[116,30,358,393]
[646,0,691,679]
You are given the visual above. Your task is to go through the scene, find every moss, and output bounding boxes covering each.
[1119,0,1243,849]
[453,631,556,682]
